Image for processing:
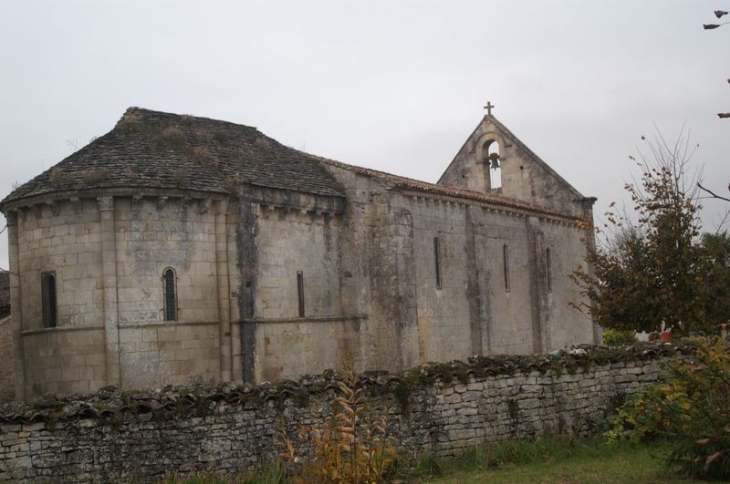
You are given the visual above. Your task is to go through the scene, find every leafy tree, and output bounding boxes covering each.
[572,133,709,337]
[700,231,730,326]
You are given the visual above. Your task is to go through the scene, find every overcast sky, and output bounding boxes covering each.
[1,1,729,270]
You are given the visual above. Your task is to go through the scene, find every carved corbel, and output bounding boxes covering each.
[213,200,228,216]
[197,198,211,215]
[46,201,60,216]
[70,197,83,215]
[251,203,263,217]
[97,196,114,212]
[5,210,18,226]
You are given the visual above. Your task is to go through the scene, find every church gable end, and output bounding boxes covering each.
[438,113,592,219]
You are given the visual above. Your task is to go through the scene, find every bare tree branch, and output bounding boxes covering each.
[698,182,730,202]
[713,207,730,233]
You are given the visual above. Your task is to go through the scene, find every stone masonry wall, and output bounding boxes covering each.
[15,199,104,331]
[20,328,106,397]
[0,317,13,403]
[9,195,228,399]
[0,345,685,483]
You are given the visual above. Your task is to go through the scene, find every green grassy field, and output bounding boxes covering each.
[407,438,699,484]
[162,438,703,483]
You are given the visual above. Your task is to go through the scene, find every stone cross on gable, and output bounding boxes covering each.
[484,101,495,116]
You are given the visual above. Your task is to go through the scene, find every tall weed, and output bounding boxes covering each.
[280,364,397,483]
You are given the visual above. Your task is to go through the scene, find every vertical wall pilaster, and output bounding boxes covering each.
[7,211,25,401]
[581,198,602,345]
[237,198,259,384]
[214,200,232,381]
[98,197,120,388]
[465,206,487,357]
[526,216,547,354]
[393,207,419,370]
[227,210,242,382]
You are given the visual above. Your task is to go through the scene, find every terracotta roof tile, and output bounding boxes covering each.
[320,158,587,222]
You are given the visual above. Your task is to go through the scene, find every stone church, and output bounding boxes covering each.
[0,107,598,400]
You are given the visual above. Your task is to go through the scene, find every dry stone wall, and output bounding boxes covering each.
[0,344,686,483]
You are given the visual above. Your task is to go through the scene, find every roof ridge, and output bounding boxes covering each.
[317,155,585,222]
[121,106,262,132]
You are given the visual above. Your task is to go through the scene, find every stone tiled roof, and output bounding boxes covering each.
[0,271,9,315]
[2,108,586,223]
[1,108,345,208]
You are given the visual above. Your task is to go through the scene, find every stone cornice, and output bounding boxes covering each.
[0,188,230,214]
[401,190,589,227]
[239,314,368,325]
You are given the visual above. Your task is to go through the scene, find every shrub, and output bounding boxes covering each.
[602,329,634,345]
[160,126,187,150]
[280,364,397,483]
[606,336,730,479]
[48,166,69,186]
[190,146,211,163]
[82,168,108,185]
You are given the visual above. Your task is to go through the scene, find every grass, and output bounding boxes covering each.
[405,437,699,484]
[159,437,701,483]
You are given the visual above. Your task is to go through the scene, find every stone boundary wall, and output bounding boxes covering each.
[0,317,13,404]
[0,344,688,483]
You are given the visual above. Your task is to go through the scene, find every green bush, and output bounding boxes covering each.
[606,336,730,480]
[602,329,634,345]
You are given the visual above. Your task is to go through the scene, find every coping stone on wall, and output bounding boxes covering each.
[0,343,693,483]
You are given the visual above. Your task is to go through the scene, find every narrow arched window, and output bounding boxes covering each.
[41,272,57,328]
[297,271,305,317]
[434,237,442,289]
[546,248,553,293]
[162,268,177,321]
[503,244,511,292]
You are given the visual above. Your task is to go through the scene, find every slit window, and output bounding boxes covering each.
[503,244,511,292]
[434,237,442,289]
[163,268,177,321]
[297,271,305,317]
[546,248,553,293]
[41,272,57,328]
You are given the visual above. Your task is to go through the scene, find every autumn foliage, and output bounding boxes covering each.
[607,337,730,480]
[572,133,727,336]
[279,364,397,484]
